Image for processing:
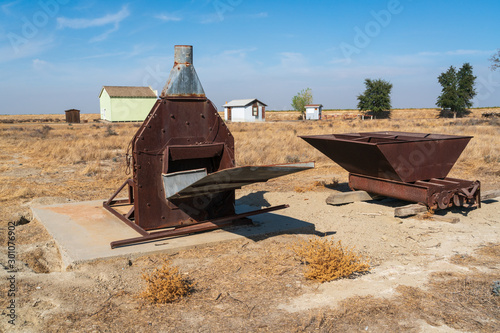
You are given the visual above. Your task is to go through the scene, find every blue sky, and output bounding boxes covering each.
[1,0,499,114]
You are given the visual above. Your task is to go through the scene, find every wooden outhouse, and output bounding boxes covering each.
[65,109,80,123]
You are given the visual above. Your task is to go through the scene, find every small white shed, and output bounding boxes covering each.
[223,99,267,122]
[305,104,323,120]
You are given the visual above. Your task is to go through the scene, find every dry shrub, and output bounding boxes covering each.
[294,179,340,192]
[81,161,103,177]
[18,247,50,273]
[294,180,326,193]
[104,125,118,137]
[291,237,370,282]
[140,261,193,304]
[30,125,53,138]
[13,187,36,199]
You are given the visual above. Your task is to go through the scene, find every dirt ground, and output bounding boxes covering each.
[1,183,499,332]
[0,115,499,332]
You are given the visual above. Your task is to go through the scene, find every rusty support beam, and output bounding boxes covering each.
[349,173,480,210]
[349,173,430,205]
[110,204,289,249]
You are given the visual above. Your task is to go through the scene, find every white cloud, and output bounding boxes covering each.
[154,13,182,22]
[75,44,156,60]
[1,0,20,16]
[56,6,129,42]
[90,25,119,42]
[32,58,52,70]
[250,12,268,19]
[221,48,256,56]
[329,57,352,65]
[278,52,308,70]
[200,11,268,24]
[57,6,130,29]
[200,13,221,24]
[447,49,492,55]
[0,37,54,63]
[78,52,127,60]
[418,49,493,57]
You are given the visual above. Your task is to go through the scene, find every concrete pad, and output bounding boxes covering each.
[32,200,314,269]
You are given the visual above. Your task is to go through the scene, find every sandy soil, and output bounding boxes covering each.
[0,183,499,332]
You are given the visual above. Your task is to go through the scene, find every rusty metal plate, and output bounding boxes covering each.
[166,162,314,200]
[300,131,472,182]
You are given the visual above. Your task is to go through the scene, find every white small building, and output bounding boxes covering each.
[305,104,323,120]
[223,99,267,122]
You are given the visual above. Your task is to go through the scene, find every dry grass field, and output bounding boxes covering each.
[0,110,499,332]
[263,107,496,121]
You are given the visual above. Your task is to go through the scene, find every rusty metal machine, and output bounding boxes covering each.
[104,45,313,248]
[301,131,480,210]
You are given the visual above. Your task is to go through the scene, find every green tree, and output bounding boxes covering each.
[490,49,500,71]
[436,63,477,118]
[357,78,392,118]
[291,88,313,120]
[436,66,459,115]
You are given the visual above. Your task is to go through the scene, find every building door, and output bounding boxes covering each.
[227,107,232,120]
[252,103,258,118]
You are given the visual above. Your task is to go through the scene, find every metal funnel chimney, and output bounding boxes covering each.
[161,45,205,98]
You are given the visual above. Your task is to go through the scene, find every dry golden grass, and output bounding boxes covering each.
[264,107,499,121]
[395,272,500,332]
[291,237,370,282]
[294,180,331,192]
[0,112,498,225]
[450,243,500,267]
[0,121,135,224]
[0,113,99,123]
[140,260,193,304]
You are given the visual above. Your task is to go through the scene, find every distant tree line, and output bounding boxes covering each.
[290,50,500,119]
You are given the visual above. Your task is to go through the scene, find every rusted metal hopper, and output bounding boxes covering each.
[300,131,480,210]
[104,45,313,248]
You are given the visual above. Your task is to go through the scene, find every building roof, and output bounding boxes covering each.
[223,98,267,107]
[305,104,323,107]
[100,86,157,98]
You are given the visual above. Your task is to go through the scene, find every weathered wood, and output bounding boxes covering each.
[413,213,460,223]
[326,191,381,206]
[424,215,460,224]
[482,189,500,201]
[394,204,427,217]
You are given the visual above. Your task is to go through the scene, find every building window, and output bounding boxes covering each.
[252,105,258,116]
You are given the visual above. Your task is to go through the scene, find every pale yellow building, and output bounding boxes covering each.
[99,86,158,122]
